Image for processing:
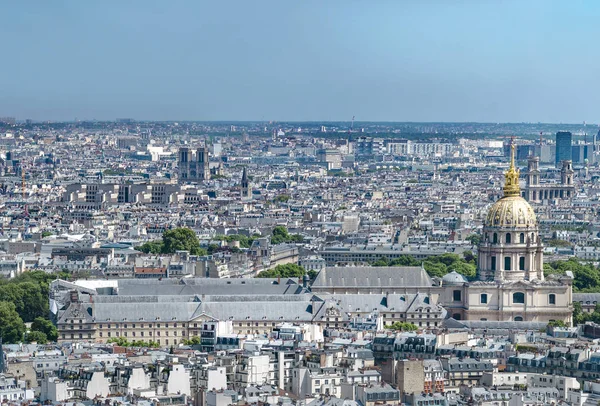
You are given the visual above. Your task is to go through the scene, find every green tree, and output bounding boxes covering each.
[384,322,418,331]
[388,255,421,267]
[257,264,307,279]
[136,228,208,256]
[423,261,447,278]
[136,240,164,254]
[547,320,567,328]
[372,257,390,267]
[448,262,476,279]
[436,253,462,267]
[162,228,205,255]
[0,301,25,343]
[18,282,46,322]
[271,226,303,245]
[183,336,201,345]
[573,302,589,325]
[31,317,59,342]
[462,250,476,264]
[25,330,47,344]
[465,234,481,246]
[41,231,53,238]
[274,194,291,203]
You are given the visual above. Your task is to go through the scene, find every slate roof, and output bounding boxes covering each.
[80,293,345,323]
[312,266,433,289]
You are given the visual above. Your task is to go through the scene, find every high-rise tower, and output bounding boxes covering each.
[555,131,572,166]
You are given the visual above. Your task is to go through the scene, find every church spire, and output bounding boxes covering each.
[503,139,520,197]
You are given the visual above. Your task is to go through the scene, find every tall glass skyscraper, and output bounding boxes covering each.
[555,131,572,166]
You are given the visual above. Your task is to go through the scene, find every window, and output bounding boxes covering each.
[520,233,525,244]
[549,294,556,305]
[514,316,524,322]
[491,257,496,271]
[493,233,498,243]
[504,256,511,271]
[513,292,525,304]
[453,290,462,302]
[519,257,525,271]
[480,294,488,304]
[505,233,511,244]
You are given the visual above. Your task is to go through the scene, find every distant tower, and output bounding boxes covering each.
[555,131,572,167]
[526,156,541,202]
[196,146,210,181]
[241,167,251,199]
[561,160,574,186]
[178,147,190,182]
[527,156,540,187]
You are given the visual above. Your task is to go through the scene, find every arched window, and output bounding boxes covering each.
[480,293,488,304]
[514,316,524,322]
[505,233,512,244]
[520,233,525,244]
[493,233,498,244]
[513,292,525,304]
[549,294,556,305]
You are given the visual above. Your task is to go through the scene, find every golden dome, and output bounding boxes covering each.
[485,195,537,228]
[484,139,537,228]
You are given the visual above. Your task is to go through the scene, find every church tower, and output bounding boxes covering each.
[441,141,573,324]
[241,166,251,199]
[477,143,544,282]
[560,160,574,186]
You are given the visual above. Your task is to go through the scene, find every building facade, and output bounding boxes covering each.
[441,143,573,324]
[178,146,210,183]
[555,131,572,166]
[524,157,574,202]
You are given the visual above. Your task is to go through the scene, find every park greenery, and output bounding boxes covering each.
[136,228,207,256]
[273,194,291,203]
[107,337,160,348]
[182,337,201,346]
[256,263,317,280]
[0,270,64,343]
[384,322,418,332]
[544,258,600,292]
[465,234,481,246]
[271,226,303,245]
[547,320,568,328]
[372,252,477,279]
[137,226,301,256]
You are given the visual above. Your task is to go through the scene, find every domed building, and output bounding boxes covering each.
[442,144,573,324]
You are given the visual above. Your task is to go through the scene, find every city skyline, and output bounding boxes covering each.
[3,0,600,122]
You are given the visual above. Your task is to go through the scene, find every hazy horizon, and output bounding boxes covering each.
[3,1,600,123]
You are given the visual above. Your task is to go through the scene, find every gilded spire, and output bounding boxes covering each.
[503,140,520,197]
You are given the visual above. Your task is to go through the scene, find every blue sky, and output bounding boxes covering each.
[1,0,599,122]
